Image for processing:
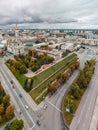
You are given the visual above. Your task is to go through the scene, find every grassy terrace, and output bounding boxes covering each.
[30,54,78,103]
[32,53,77,88]
[6,53,78,104]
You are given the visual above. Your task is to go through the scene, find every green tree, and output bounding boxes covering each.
[19,65,27,74]
[4,123,10,130]
[70,83,81,99]
[77,70,88,88]
[10,119,24,130]
[28,50,32,56]
[0,115,2,123]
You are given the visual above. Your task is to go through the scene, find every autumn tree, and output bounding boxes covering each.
[5,105,14,120]
[75,61,80,69]
[0,104,4,115]
[0,82,3,95]
[3,95,10,108]
[49,80,59,94]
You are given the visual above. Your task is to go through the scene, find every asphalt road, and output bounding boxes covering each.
[70,49,97,130]
[0,48,95,130]
[70,62,98,130]
[35,49,96,130]
[0,61,44,130]
[36,69,79,130]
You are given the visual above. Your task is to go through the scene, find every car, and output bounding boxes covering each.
[10,80,13,84]
[25,105,29,110]
[19,93,22,98]
[36,120,41,126]
[43,104,48,110]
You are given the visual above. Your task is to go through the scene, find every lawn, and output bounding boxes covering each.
[6,53,78,104]
[30,57,78,103]
[32,53,77,88]
[6,64,27,87]
[6,53,77,90]
[62,89,85,125]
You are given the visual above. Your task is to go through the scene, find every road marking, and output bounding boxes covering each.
[0,67,36,129]
[47,101,62,113]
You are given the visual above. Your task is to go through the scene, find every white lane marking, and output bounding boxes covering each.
[47,101,62,113]
[0,68,35,129]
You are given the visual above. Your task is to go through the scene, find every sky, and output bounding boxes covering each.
[0,0,98,29]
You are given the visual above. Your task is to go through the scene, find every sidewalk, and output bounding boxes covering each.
[89,93,98,130]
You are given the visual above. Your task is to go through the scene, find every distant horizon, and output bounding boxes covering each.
[1,22,98,30]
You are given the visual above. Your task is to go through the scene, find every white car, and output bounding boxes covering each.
[43,104,48,110]
[25,105,29,110]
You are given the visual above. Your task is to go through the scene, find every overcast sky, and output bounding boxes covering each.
[0,0,98,28]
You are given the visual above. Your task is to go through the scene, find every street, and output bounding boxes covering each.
[0,48,97,130]
[0,61,44,130]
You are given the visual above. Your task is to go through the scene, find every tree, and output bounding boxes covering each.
[5,105,14,120]
[77,70,88,88]
[0,104,4,115]
[10,119,24,130]
[0,96,3,104]
[70,64,75,73]
[28,50,32,56]
[61,72,69,83]
[4,123,10,130]
[14,55,19,61]
[3,95,10,108]
[49,80,59,94]
[0,115,2,123]
[19,65,27,74]
[70,83,81,99]
[0,82,3,95]
[75,61,80,69]
[31,64,40,72]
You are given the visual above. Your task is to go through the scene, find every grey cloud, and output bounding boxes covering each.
[0,0,98,28]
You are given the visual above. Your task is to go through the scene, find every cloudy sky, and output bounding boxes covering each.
[0,0,98,29]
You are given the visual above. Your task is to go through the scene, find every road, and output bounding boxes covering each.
[0,48,95,130]
[35,49,96,130]
[35,69,79,130]
[0,61,44,130]
[70,49,98,130]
